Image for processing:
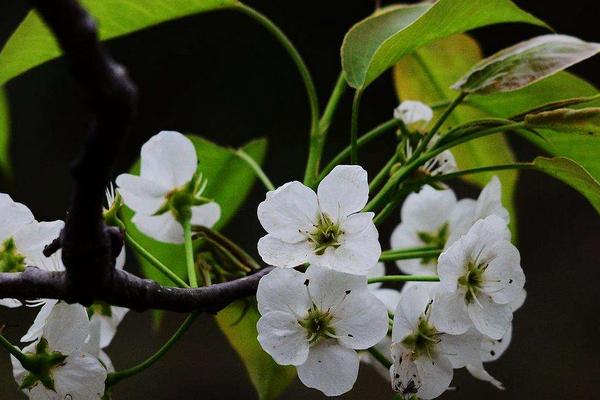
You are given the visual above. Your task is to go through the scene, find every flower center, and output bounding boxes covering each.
[0,237,26,273]
[458,261,487,303]
[416,223,448,264]
[308,213,343,255]
[401,305,440,359]
[298,306,335,345]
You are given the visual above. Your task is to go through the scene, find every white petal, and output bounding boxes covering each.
[99,350,115,373]
[510,288,527,312]
[392,284,432,342]
[257,235,313,268]
[447,198,476,245]
[414,353,453,400]
[256,267,311,316]
[115,173,169,214]
[466,362,504,390]
[400,186,456,233]
[332,288,389,350]
[44,302,90,354]
[132,212,183,244]
[21,300,58,343]
[324,223,381,275]
[0,298,22,308]
[481,324,513,362]
[139,131,197,189]
[304,266,367,312]
[297,340,359,397]
[437,240,468,293]
[341,211,375,234]
[366,262,386,290]
[394,100,433,127]
[13,220,64,268]
[317,165,369,218]
[257,181,318,243]
[430,291,471,336]
[92,306,129,349]
[0,193,34,241]
[53,352,107,400]
[482,242,525,304]
[475,176,509,223]
[191,202,221,228]
[467,294,512,340]
[438,328,482,368]
[115,248,126,271]
[373,288,402,313]
[83,318,102,358]
[390,343,421,395]
[257,311,309,366]
[390,224,437,275]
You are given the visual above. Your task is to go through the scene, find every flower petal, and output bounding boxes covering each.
[400,186,457,233]
[466,362,504,390]
[13,220,64,268]
[467,294,512,340]
[475,176,509,223]
[430,291,471,336]
[257,235,313,268]
[115,173,169,214]
[482,242,525,304]
[481,324,513,362]
[0,298,21,308]
[323,223,380,275]
[297,340,359,397]
[140,131,197,188]
[392,284,432,342]
[132,212,183,244]
[21,300,58,343]
[191,202,221,228]
[0,193,34,241]
[414,352,453,400]
[53,352,107,399]
[256,267,310,316]
[257,311,309,366]
[92,306,129,349]
[390,224,437,275]
[304,266,367,312]
[438,328,482,368]
[372,288,401,313]
[366,262,385,290]
[317,165,369,218]
[44,302,90,354]
[257,181,318,243]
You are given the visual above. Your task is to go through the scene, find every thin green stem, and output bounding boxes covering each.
[106,312,199,387]
[125,231,189,289]
[369,153,399,193]
[367,347,392,369]
[379,248,442,262]
[415,163,534,187]
[183,220,198,288]
[372,185,410,226]
[320,118,398,181]
[350,90,364,164]
[234,4,319,137]
[368,275,440,284]
[236,148,275,191]
[319,72,348,134]
[0,334,31,367]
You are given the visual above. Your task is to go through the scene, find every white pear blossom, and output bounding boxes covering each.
[433,215,524,340]
[22,250,129,348]
[390,284,480,399]
[391,176,509,275]
[394,100,433,131]
[0,193,65,308]
[256,266,388,396]
[257,165,380,275]
[116,131,221,244]
[11,302,107,400]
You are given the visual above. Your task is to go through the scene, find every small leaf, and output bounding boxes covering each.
[533,157,600,215]
[0,0,238,86]
[342,0,547,90]
[216,300,296,400]
[524,107,600,135]
[0,89,11,178]
[453,34,600,94]
[511,94,600,121]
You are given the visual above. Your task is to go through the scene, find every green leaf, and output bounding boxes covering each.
[394,34,519,231]
[533,157,600,215]
[524,107,600,134]
[453,35,600,94]
[216,300,296,400]
[0,89,10,178]
[342,0,547,90]
[0,0,238,86]
[122,136,267,291]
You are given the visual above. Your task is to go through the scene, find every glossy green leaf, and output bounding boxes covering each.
[394,34,519,230]
[0,89,10,177]
[524,107,600,134]
[122,136,267,291]
[216,300,296,400]
[533,157,600,214]
[0,0,238,86]
[342,0,547,90]
[453,35,600,94]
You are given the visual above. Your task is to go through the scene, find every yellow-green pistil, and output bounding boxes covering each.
[458,261,487,303]
[402,309,440,359]
[0,238,26,273]
[308,213,343,255]
[298,305,335,344]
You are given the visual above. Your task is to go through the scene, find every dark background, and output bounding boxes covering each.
[0,0,599,399]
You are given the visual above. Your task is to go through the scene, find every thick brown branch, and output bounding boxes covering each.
[29,0,137,304]
[0,267,273,313]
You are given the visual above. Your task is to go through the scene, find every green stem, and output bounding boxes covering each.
[350,90,364,164]
[320,118,398,181]
[368,275,440,284]
[234,4,319,138]
[319,72,348,134]
[236,148,275,191]
[369,153,399,193]
[183,220,198,288]
[0,334,31,368]
[379,248,442,262]
[125,231,189,289]
[106,312,199,387]
[367,347,392,369]
[415,163,534,187]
